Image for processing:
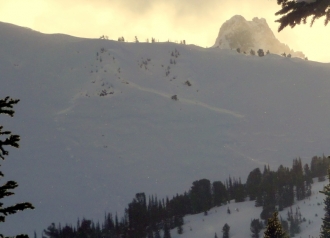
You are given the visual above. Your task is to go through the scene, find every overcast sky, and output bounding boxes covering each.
[0,0,329,62]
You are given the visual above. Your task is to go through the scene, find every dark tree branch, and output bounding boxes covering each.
[0,202,35,217]
[0,234,29,238]
[0,181,18,199]
[0,97,20,117]
[275,0,330,31]
[0,122,20,160]
[0,97,34,237]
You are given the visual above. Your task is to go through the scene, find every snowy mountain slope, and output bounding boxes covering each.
[1,22,330,235]
[170,179,327,238]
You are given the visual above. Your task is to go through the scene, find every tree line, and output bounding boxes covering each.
[41,155,330,238]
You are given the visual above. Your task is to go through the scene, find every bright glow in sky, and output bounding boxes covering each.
[0,0,329,62]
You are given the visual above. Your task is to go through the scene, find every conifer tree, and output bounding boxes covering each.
[257,49,264,57]
[320,167,330,238]
[212,181,227,206]
[190,179,212,214]
[61,225,75,238]
[127,193,148,237]
[246,168,262,201]
[304,163,313,196]
[0,97,34,238]
[222,223,230,238]
[275,0,330,32]
[292,158,305,200]
[43,223,60,238]
[263,211,289,238]
[250,219,263,238]
[234,178,245,202]
[102,213,115,237]
[287,207,301,237]
[163,221,171,238]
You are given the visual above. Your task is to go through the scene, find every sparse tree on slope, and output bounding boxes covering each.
[0,97,34,238]
[222,223,230,238]
[263,211,289,238]
[257,49,264,57]
[250,219,263,238]
[275,0,330,32]
[320,167,330,238]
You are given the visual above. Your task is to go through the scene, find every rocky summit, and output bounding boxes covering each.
[213,15,305,58]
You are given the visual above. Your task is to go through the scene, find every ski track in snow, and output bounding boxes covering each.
[126,80,244,118]
[224,144,267,165]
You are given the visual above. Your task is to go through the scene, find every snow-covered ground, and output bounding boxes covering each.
[1,21,330,236]
[171,179,327,238]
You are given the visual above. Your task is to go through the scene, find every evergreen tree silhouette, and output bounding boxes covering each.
[250,219,262,238]
[0,97,34,238]
[275,0,330,32]
[222,223,230,238]
[190,179,212,214]
[263,211,289,238]
[246,168,262,201]
[320,167,330,238]
[43,223,59,238]
[163,221,171,238]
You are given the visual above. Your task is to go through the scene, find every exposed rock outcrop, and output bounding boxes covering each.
[213,15,305,58]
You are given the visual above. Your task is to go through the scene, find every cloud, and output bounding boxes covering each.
[0,0,328,62]
[0,1,275,39]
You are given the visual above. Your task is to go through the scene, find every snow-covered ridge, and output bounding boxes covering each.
[213,15,305,58]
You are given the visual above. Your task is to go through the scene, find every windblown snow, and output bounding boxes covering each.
[213,15,305,58]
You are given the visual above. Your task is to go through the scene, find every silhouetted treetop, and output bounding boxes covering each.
[275,0,330,31]
[0,97,34,238]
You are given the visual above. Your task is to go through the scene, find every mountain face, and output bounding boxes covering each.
[213,15,305,58]
[1,22,330,236]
